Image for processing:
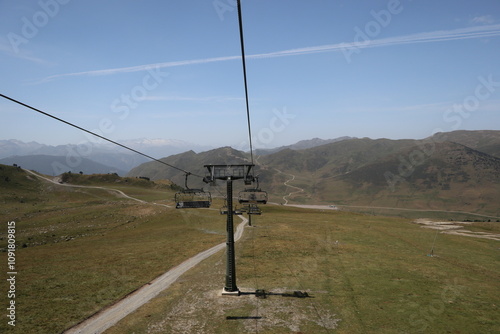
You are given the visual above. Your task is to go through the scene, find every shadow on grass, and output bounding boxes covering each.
[225,290,312,321]
[226,316,263,320]
[241,289,313,299]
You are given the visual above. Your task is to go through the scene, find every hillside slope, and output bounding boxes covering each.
[127,147,253,189]
[316,142,500,215]
[259,137,416,175]
[254,136,353,155]
[430,130,500,158]
[126,131,500,217]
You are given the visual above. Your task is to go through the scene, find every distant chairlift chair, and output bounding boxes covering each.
[246,203,262,215]
[220,199,243,215]
[238,178,268,205]
[238,177,267,216]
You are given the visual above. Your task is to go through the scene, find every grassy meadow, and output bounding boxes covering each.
[107,206,499,334]
[0,166,498,333]
[0,166,226,333]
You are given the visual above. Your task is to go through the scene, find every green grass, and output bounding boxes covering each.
[0,166,226,333]
[106,205,499,334]
[1,166,498,333]
[9,207,225,333]
[336,205,500,221]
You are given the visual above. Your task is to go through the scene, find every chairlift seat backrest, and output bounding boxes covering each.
[247,204,262,215]
[177,200,211,209]
[175,188,211,209]
[238,188,268,204]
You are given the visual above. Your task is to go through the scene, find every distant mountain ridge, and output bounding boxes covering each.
[127,130,500,217]
[4,131,500,217]
[430,130,500,158]
[128,147,250,189]
[0,155,127,176]
[255,136,353,155]
[0,138,213,173]
[0,136,351,174]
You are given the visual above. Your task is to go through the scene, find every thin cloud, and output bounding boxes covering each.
[149,110,240,119]
[39,55,240,83]
[41,24,500,82]
[471,15,495,25]
[143,95,243,102]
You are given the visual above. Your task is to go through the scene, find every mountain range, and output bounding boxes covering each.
[0,138,212,175]
[2,130,499,216]
[127,130,500,217]
[0,137,355,176]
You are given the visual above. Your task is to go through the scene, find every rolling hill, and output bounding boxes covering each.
[316,141,500,214]
[127,130,500,217]
[128,146,252,189]
[430,130,500,158]
[254,136,353,155]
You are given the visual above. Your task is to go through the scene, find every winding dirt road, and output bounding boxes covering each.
[274,169,305,204]
[24,168,170,208]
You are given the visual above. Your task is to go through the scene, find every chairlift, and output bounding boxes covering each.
[220,198,229,215]
[238,177,268,204]
[175,173,211,209]
[220,198,243,215]
[246,204,262,215]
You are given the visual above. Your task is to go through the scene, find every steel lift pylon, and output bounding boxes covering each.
[204,164,255,295]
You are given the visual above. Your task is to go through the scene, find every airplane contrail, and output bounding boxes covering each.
[41,24,500,82]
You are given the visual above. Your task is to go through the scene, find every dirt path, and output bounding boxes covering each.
[287,204,338,210]
[24,168,170,208]
[274,169,304,205]
[412,219,500,241]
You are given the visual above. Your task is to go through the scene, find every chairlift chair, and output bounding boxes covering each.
[238,177,268,204]
[246,204,262,215]
[175,189,211,208]
[175,173,211,209]
[238,188,268,204]
[220,199,243,215]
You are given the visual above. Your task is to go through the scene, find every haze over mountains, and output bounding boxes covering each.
[0,155,129,176]
[0,138,212,175]
[0,137,356,175]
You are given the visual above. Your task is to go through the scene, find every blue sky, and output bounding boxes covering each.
[1,0,499,150]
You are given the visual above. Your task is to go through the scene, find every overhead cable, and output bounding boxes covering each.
[237,0,255,165]
[0,93,201,177]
